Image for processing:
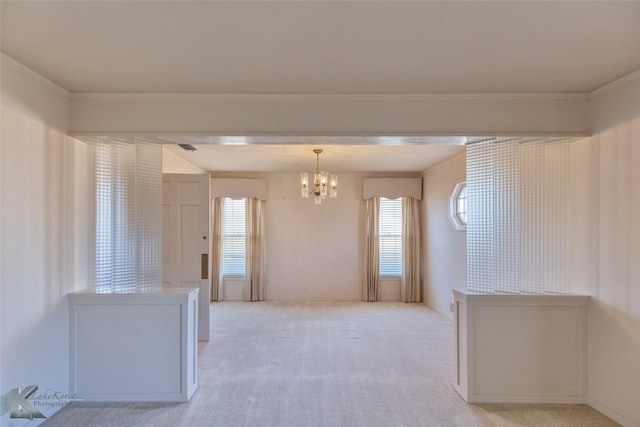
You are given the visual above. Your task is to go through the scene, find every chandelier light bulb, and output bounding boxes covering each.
[300,172,309,198]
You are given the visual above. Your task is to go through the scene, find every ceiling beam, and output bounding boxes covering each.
[69,92,589,138]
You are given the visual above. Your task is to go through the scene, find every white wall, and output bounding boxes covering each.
[264,173,363,300]
[422,153,466,318]
[567,71,640,426]
[1,59,89,423]
[570,118,640,426]
[210,172,421,301]
[162,147,206,174]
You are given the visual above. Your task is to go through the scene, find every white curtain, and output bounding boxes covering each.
[211,197,224,301]
[363,197,380,301]
[401,197,421,302]
[245,198,266,301]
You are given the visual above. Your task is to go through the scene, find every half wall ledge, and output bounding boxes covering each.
[453,289,589,404]
[68,287,199,402]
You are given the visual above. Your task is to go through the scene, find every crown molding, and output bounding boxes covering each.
[590,68,640,98]
[1,52,70,98]
[69,131,589,140]
[69,92,588,102]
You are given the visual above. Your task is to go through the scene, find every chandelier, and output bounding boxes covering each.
[300,149,338,205]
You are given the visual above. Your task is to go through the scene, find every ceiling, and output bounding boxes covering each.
[2,1,639,172]
[2,1,639,94]
[161,137,466,173]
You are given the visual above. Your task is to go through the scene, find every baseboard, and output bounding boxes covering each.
[466,394,586,404]
[587,396,639,427]
[422,300,454,321]
[71,391,192,402]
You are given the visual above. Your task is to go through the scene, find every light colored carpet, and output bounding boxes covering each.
[43,301,618,427]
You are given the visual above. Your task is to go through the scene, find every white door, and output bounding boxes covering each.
[163,173,210,341]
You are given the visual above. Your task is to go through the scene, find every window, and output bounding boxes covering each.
[449,181,467,231]
[379,197,402,276]
[222,198,246,276]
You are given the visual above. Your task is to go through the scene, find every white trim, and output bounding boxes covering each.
[587,396,640,427]
[462,395,587,405]
[0,53,70,98]
[69,91,589,102]
[590,67,640,98]
[69,130,591,139]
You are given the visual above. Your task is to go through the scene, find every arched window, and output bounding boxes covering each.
[449,181,467,231]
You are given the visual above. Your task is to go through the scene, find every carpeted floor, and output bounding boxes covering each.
[43,301,618,427]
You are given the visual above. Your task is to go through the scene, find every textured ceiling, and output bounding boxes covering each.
[162,142,466,173]
[2,1,639,94]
